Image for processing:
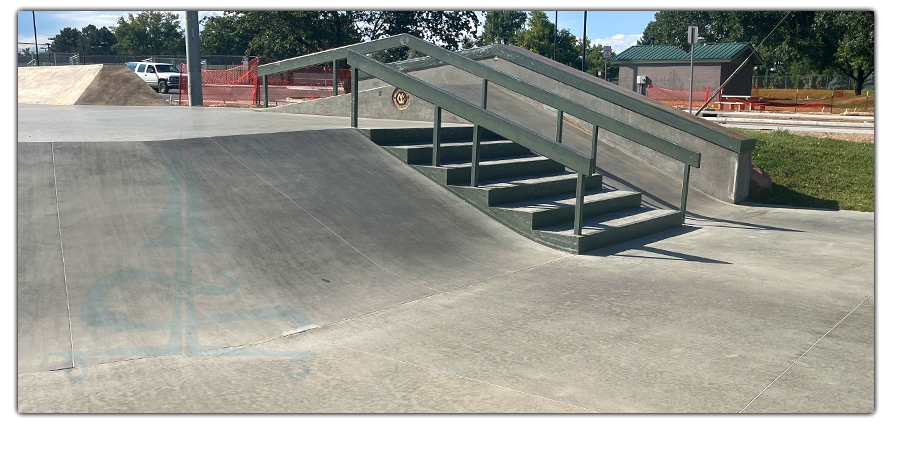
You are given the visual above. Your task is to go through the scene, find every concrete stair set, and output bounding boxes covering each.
[362,126,683,254]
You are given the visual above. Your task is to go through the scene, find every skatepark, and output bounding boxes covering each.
[16,36,874,414]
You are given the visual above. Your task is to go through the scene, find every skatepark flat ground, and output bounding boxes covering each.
[16,105,875,419]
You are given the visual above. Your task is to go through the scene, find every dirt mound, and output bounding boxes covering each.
[18,64,167,106]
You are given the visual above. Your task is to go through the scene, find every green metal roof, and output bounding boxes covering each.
[612,42,760,64]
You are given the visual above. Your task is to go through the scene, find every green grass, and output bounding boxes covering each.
[737,129,874,212]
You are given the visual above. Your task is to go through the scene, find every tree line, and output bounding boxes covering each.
[638,11,874,94]
[30,10,873,92]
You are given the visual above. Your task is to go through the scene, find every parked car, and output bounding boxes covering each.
[126,61,183,94]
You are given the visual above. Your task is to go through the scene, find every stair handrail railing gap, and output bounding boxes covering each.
[258,34,702,231]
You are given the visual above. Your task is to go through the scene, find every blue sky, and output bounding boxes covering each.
[17,10,656,54]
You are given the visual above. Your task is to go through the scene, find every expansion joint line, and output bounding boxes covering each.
[208,137,439,292]
[50,142,76,369]
[738,291,873,413]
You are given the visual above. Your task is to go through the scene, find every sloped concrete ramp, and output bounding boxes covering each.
[18,64,167,106]
[17,129,562,377]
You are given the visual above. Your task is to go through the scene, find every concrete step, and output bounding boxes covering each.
[533,206,684,254]
[360,126,504,146]
[450,171,604,206]
[494,188,643,229]
[384,140,532,165]
[414,155,566,186]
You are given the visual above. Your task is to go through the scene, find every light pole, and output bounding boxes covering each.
[554,11,558,62]
[32,11,40,66]
[688,26,698,114]
[582,11,587,72]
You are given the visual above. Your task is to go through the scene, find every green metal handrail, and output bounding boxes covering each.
[258,34,703,232]
[399,38,700,169]
[345,51,592,174]
[487,45,756,154]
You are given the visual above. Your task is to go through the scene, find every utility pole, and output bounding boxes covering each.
[554,12,558,61]
[582,11,588,72]
[185,11,203,106]
[688,26,698,114]
[32,11,40,66]
[603,46,611,82]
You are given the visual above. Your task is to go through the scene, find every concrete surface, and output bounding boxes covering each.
[17,105,874,413]
[18,65,167,106]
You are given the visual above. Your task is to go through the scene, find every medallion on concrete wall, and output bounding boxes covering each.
[392,88,411,110]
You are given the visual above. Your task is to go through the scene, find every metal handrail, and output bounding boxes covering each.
[346,51,592,174]
[258,34,703,231]
[399,38,700,169]
[487,45,756,154]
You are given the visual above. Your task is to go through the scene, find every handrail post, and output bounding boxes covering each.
[481,78,488,109]
[433,106,442,167]
[262,75,268,108]
[556,109,563,143]
[680,163,691,223]
[590,125,599,172]
[471,125,482,187]
[573,173,586,236]
[350,67,358,128]
[332,59,339,96]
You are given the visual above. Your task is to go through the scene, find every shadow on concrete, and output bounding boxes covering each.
[686,213,804,233]
[585,225,729,264]
[746,183,841,212]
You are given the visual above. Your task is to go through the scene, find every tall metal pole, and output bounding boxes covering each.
[185,11,203,106]
[689,42,694,114]
[582,11,587,72]
[32,11,40,66]
[554,12,558,61]
[688,25,698,114]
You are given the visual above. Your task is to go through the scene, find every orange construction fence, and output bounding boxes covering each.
[177,59,351,107]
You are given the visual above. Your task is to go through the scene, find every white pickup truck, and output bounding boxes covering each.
[125,61,183,94]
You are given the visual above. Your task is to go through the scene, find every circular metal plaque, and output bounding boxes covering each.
[391,88,411,110]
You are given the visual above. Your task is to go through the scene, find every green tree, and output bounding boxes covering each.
[637,11,820,78]
[516,12,585,68]
[519,11,555,57]
[230,11,360,60]
[48,26,80,53]
[112,11,184,55]
[78,24,116,54]
[477,11,526,46]
[199,14,249,55]
[353,11,479,50]
[813,11,874,95]
[351,11,479,62]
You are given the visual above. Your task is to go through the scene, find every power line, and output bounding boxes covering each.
[694,11,792,115]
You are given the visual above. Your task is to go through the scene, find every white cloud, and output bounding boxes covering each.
[593,33,642,54]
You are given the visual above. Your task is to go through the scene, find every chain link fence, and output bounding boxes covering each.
[18,52,248,69]
[752,73,874,91]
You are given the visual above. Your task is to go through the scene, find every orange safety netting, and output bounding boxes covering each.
[263,66,352,106]
[176,60,351,107]
[178,59,260,107]
[646,84,712,101]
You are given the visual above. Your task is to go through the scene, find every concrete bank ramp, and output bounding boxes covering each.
[18,64,167,106]
[18,129,562,374]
